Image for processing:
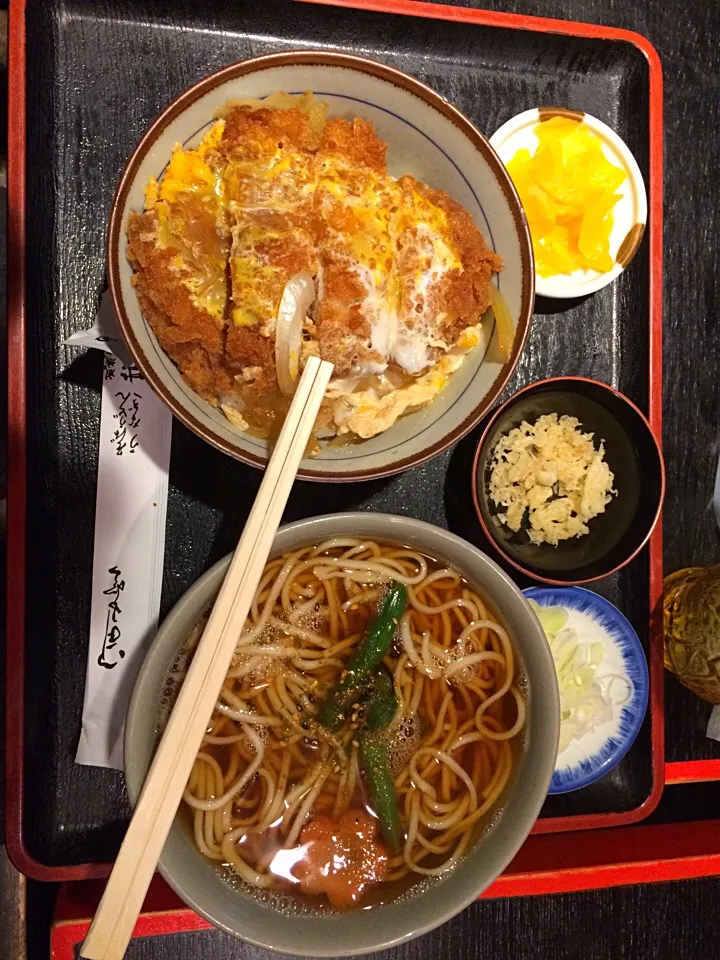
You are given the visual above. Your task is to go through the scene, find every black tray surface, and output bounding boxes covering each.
[24,0,658,869]
[431,0,720,768]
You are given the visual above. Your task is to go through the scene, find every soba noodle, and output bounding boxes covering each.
[177,538,525,907]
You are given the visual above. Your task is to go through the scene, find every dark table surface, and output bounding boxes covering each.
[6,0,720,956]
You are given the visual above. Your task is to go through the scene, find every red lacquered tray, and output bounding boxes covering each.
[47,818,720,959]
[667,762,720,784]
[7,0,669,886]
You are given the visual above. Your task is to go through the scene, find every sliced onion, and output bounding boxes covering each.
[488,283,514,362]
[275,272,315,396]
[531,601,631,756]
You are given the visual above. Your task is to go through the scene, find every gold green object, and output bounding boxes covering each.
[663,565,720,703]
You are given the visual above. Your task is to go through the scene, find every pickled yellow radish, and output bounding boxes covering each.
[506,117,627,278]
[578,194,619,271]
[506,150,555,238]
[535,226,579,276]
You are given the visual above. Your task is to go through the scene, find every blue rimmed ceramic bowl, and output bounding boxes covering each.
[524,585,649,794]
[108,51,534,482]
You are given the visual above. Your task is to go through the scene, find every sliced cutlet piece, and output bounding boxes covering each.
[226,205,318,393]
[389,177,503,376]
[313,117,397,378]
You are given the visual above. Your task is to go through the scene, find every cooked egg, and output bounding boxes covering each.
[147,121,229,320]
[129,95,503,447]
[332,324,483,439]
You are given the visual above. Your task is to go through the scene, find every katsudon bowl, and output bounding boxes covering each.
[108,52,534,481]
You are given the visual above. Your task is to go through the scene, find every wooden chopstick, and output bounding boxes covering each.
[80,355,334,960]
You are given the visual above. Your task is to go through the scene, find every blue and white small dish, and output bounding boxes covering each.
[524,585,649,794]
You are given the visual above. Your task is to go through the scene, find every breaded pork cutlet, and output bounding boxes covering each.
[126,95,504,442]
[127,214,230,399]
[221,106,320,394]
[390,176,503,373]
[126,119,232,403]
[313,117,395,378]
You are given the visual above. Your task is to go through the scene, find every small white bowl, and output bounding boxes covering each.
[490,107,647,300]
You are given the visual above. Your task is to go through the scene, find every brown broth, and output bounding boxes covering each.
[160,542,526,912]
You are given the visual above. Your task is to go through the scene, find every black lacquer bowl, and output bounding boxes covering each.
[472,377,664,585]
